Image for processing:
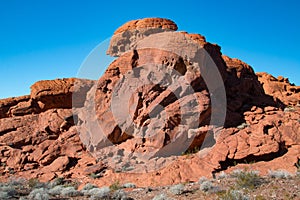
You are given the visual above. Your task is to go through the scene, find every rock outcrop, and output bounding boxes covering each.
[107,18,178,57]
[0,18,299,187]
[257,72,300,106]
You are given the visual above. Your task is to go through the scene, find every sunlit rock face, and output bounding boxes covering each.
[0,18,299,187]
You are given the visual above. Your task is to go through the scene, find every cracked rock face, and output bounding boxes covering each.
[0,18,299,187]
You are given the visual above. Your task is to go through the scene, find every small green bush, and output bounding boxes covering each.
[235,170,262,189]
[110,181,122,191]
[28,178,41,188]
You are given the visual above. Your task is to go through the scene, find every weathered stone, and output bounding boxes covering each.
[0,18,299,187]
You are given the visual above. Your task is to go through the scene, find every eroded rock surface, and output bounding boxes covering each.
[257,72,300,105]
[0,18,299,188]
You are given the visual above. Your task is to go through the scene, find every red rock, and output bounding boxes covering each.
[31,78,95,111]
[82,162,106,176]
[113,18,178,35]
[0,95,31,119]
[257,72,300,105]
[43,156,70,172]
[0,18,299,188]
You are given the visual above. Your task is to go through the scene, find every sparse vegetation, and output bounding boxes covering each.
[28,188,50,200]
[198,176,208,184]
[0,185,17,199]
[123,182,136,188]
[0,171,299,199]
[60,186,82,197]
[152,193,170,200]
[82,183,98,190]
[110,180,122,191]
[218,189,250,200]
[268,170,292,179]
[169,183,185,195]
[48,185,64,196]
[112,189,129,200]
[218,171,228,179]
[234,170,263,189]
[88,187,111,199]
[28,178,41,189]
[200,180,214,192]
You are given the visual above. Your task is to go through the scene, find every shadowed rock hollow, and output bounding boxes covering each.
[0,18,299,187]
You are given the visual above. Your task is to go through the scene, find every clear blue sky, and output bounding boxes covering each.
[0,0,299,99]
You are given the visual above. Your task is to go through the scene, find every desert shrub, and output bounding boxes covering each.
[152,193,171,200]
[66,182,80,190]
[235,170,262,189]
[8,177,26,186]
[48,185,64,196]
[122,183,136,188]
[218,189,250,200]
[48,177,65,188]
[169,183,185,195]
[60,186,82,197]
[110,181,122,191]
[28,178,46,189]
[112,189,129,200]
[268,170,292,179]
[88,187,111,199]
[218,171,227,179]
[0,185,17,196]
[0,191,10,199]
[81,183,99,196]
[53,177,65,185]
[82,183,98,190]
[198,176,208,184]
[200,180,213,191]
[28,188,49,200]
[230,169,244,177]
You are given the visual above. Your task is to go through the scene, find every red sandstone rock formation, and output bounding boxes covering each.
[0,18,299,187]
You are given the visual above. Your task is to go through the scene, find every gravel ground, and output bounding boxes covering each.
[1,171,299,200]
